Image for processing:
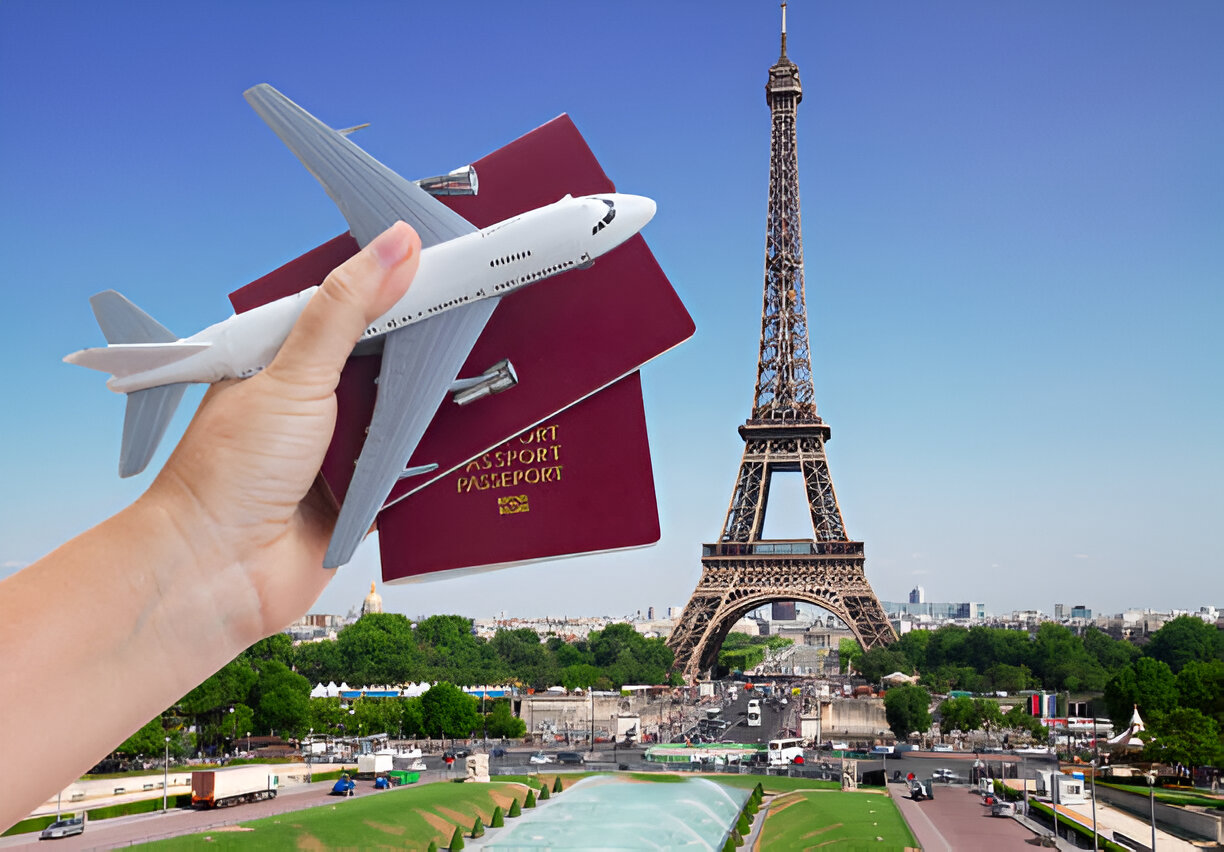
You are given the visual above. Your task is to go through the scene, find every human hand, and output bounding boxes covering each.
[143,221,421,648]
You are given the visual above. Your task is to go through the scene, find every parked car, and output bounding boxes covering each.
[491,747,508,758]
[529,751,555,765]
[931,744,953,752]
[39,817,85,840]
[556,751,585,765]
[443,747,471,760]
[991,801,1016,817]
[932,768,956,781]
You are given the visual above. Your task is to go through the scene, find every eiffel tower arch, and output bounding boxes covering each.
[668,6,894,682]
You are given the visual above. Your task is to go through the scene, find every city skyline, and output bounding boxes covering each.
[2,2,1221,620]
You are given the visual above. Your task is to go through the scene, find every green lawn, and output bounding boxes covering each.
[1099,781,1224,810]
[757,790,916,851]
[139,781,533,850]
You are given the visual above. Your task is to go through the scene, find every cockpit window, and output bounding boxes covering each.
[592,199,616,235]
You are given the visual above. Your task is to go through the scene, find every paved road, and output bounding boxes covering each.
[886,778,1044,852]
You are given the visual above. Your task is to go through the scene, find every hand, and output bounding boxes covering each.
[146,221,422,646]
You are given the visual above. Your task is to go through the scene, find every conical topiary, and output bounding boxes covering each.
[508,798,522,817]
[525,789,537,808]
[753,782,764,799]
[722,835,736,852]
[448,826,464,851]
[539,783,550,800]
[736,812,751,835]
[491,805,504,827]
[553,776,563,793]
[471,818,484,838]
[427,843,438,852]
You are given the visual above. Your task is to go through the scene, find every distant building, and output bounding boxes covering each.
[647,606,655,620]
[1070,604,1091,620]
[881,600,984,621]
[908,585,925,604]
[1054,603,1065,620]
[361,582,383,616]
[772,601,797,621]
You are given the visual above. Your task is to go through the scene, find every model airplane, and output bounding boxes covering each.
[65,84,656,569]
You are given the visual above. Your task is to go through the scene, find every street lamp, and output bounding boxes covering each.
[163,736,170,812]
[247,731,251,754]
[1148,771,1157,852]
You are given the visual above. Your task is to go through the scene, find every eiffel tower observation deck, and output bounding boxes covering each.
[669,5,895,682]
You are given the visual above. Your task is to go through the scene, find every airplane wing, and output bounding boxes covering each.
[243,84,477,248]
[324,296,501,569]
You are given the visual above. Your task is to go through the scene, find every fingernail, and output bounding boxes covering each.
[369,221,417,270]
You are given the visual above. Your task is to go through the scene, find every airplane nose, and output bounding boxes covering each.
[619,194,657,232]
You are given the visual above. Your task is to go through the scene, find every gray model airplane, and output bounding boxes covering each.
[67,84,656,568]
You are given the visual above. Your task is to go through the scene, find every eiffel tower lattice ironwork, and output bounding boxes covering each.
[668,6,895,682]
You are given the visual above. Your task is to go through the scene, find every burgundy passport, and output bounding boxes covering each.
[229,115,694,581]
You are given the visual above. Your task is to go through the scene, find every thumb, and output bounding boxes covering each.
[265,221,421,395]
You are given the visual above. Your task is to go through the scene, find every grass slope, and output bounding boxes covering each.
[139,781,531,851]
[757,789,916,851]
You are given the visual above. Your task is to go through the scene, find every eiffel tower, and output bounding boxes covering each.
[668,5,895,682]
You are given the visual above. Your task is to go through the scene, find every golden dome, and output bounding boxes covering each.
[362,581,383,615]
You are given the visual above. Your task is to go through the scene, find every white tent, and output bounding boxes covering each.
[310,682,329,698]
[1107,704,1146,750]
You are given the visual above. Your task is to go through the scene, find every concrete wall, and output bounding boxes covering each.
[522,695,628,735]
[1095,783,1223,844]
[820,697,887,738]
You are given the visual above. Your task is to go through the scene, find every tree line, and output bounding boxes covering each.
[113,614,676,760]
[868,616,1222,768]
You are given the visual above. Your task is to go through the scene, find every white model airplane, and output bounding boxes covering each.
[66,84,656,569]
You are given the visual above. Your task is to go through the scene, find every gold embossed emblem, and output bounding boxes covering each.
[498,494,530,515]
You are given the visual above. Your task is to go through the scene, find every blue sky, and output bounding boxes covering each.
[1,1,1220,621]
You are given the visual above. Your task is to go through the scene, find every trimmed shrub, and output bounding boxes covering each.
[722,835,737,852]
[553,776,563,793]
[539,783,550,800]
[736,812,751,835]
[427,843,438,852]
[471,818,484,838]
[491,805,504,827]
[508,798,522,817]
[448,826,465,850]
[525,789,537,808]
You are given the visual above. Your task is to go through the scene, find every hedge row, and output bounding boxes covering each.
[3,793,195,836]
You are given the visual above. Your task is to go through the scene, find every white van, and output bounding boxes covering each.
[746,699,762,727]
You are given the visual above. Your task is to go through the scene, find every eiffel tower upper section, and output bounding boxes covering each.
[753,3,816,424]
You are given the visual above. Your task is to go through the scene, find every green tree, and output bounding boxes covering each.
[1143,616,1224,673]
[420,682,482,739]
[251,660,311,736]
[293,639,343,685]
[1103,658,1179,728]
[336,613,424,686]
[243,634,294,667]
[937,696,980,734]
[114,716,168,759]
[485,700,526,738]
[857,646,912,683]
[884,685,931,740]
[1080,627,1140,673]
[490,628,558,689]
[1175,659,1224,728]
[839,638,863,673]
[1142,708,1223,768]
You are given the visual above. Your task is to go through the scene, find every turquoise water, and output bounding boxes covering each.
[482,775,749,850]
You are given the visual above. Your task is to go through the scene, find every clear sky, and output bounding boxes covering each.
[1,2,1221,621]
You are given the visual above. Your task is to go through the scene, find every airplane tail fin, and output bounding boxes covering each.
[66,290,197,477]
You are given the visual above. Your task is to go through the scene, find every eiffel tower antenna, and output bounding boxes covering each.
[668,6,895,682]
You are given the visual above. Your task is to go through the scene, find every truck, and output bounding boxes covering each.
[191,765,278,808]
